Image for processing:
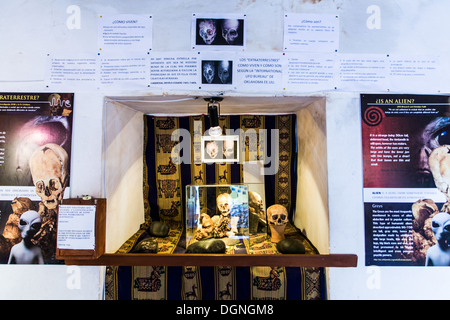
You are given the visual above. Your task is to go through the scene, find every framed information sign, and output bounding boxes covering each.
[56,198,106,260]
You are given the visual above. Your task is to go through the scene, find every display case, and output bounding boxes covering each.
[185,184,249,248]
[62,95,357,269]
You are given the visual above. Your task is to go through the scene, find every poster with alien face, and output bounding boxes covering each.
[361,94,450,266]
[192,13,245,50]
[0,92,73,264]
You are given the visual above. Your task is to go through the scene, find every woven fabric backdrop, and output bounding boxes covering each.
[104,114,326,300]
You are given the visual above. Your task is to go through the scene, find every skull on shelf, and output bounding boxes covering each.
[249,191,264,216]
[212,193,233,238]
[199,19,216,45]
[29,143,69,210]
[221,19,240,45]
[217,193,233,217]
[267,204,288,243]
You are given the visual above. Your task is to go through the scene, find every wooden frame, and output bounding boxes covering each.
[64,253,357,267]
[56,198,106,260]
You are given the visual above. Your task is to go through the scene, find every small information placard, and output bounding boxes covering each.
[57,204,96,250]
[283,13,339,52]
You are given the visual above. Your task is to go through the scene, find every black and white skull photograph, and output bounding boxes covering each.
[195,17,244,47]
[201,60,233,85]
[202,61,216,84]
[222,137,238,161]
[202,136,239,163]
[220,19,242,45]
[203,140,223,161]
[217,60,232,84]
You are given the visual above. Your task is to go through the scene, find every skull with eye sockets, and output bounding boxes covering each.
[202,62,215,84]
[217,61,231,84]
[267,204,288,243]
[199,19,216,45]
[217,193,233,217]
[221,19,239,45]
[268,204,288,226]
[29,143,69,210]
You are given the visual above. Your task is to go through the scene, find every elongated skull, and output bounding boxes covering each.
[221,19,239,44]
[217,61,231,84]
[203,62,215,84]
[217,193,233,217]
[249,191,264,214]
[19,210,41,240]
[267,204,288,226]
[223,139,234,158]
[199,19,216,45]
[29,143,69,210]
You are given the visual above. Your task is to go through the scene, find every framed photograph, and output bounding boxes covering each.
[191,14,246,50]
[201,135,239,163]
[201,60,233,85]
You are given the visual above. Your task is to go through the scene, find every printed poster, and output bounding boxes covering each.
[0,93,73,264]
[361,93,450,266]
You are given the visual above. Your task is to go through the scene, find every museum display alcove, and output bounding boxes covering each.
[62,95,357,268]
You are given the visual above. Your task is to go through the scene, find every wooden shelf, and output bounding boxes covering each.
[63,253,357,267]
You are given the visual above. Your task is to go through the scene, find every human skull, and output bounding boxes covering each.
[217,61,231,84]
[267,204,288,226]
[206,141,219,158]
[203,62,215,84]
[19,210,41,240]
[221,19,240,45]
[249,191,264,215]
[199,19,216,45]
[29,143,69,210]
[217,193,233,217]
[223,139,234,158]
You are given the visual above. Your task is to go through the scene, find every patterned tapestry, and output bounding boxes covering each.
[104,114,326,300]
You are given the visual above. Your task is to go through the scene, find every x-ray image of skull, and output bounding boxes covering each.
[221,19,240,45]
[198,19,217,45]
[202,61,215,84]
[218,61,232,84]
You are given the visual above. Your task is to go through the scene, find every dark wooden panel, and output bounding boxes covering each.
[64,253,357,267]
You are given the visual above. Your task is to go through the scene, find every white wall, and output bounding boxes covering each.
[1,0,450,299]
